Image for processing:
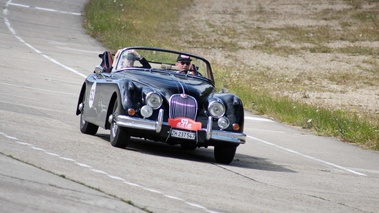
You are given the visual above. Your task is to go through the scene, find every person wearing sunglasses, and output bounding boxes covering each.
[176,54,197,75]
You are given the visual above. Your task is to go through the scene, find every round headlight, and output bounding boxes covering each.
[218,117,230,129]
[141,105,153,118]
[208,100,225,118]
[146,92,162,109]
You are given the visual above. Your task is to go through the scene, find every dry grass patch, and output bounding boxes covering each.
[83,0,379,150]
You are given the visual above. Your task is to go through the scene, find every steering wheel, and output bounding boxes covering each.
[178,69,189,74]
[178,69,203,76]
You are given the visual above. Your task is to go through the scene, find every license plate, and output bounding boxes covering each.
[171,129,196,140]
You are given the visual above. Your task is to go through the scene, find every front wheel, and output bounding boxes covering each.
[109,101,130,148]
[214,143,237,164]
[79,106,98,135]
[180,142,197,150]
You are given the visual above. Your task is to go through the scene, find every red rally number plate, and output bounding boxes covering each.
[168,117,202,131]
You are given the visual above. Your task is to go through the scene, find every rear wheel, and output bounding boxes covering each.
[79,102,98,135]
[214,143,237,164]
[109,100,130,148]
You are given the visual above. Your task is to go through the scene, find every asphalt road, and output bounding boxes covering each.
[1,0,378,212]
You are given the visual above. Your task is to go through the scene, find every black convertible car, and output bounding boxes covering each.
[76,47,246,164]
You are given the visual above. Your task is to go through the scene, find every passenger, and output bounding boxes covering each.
[114,49,151,69]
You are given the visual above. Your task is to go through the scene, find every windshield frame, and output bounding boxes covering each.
[112,46,214,83]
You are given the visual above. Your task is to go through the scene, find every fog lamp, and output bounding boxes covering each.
[141,105,153,118]
[217,117,230,129]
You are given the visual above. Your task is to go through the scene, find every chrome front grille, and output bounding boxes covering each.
[169,94,198,120]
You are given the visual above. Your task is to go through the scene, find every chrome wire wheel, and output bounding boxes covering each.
[109,100,129,148]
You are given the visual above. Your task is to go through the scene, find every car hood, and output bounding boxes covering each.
[119,70,215,102]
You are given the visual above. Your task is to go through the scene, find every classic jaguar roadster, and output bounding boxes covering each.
[76,47,246,164]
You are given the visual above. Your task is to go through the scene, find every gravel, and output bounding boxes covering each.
[178,0,379,115]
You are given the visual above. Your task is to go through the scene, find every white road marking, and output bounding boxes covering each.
[248,135,367,176]
[16,141,30,146]
[244,116,273,122]
[75,162,92,168]
[0,130,218,213]
[186,202,207,210]
[348,168,379,175]
[164,195,185,201]
[123,181,141,187]
[143,187,162,194]
[31,147,44,151]
[5,135,18,140]
[3,0,87,78]
[90,169,107,174]
[44,152,60,157]
[59,157,75,162]
[8,2,81,16]
[107,175,125,181]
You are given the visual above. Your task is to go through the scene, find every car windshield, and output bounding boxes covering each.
[112,47,213,81]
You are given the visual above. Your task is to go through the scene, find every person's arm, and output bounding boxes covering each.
[189,64,199,75]
[130,49,151,68]
[139,57,151,68]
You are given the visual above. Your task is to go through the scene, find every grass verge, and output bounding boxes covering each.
[82,0,379,150]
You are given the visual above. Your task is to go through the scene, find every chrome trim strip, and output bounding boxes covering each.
[206,116,212,140]
[210,130,246,144]
[116,115,157,131]
[156,109,164,133]
[116,109,164,132]
[78,103,84,112]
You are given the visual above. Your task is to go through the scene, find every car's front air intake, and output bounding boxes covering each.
[169,94,197,120]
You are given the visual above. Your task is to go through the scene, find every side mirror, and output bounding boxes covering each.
[94,65,103,74]
[220,86,228,93]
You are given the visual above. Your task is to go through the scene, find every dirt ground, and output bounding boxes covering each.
[179,0,379,116]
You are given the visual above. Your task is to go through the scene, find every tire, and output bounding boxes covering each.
[109,100,130,148]
[214,143,237,164]
[79,105,98,135]
[180,142,197,150]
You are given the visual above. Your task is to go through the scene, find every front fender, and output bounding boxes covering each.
[104,92,118,129]
[213,93,245,131]
[76,83,86,115]
[120,80,143,111]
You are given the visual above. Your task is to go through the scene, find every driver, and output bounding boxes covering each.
[175,55,198,75]
[175,55,199,76]
[176,54,192,70]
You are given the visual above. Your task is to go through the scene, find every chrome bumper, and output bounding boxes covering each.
[211,130,246,144]
[110,109,246,144]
